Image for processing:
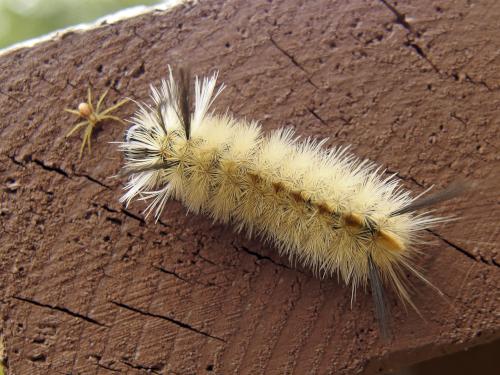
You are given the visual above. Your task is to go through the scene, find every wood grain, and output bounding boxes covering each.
[0,0,499,374]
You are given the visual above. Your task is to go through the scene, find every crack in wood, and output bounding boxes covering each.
[403,41,439,72]
[97,203,147,226]
[6,153,110,190]
[32,158,70,178]
[110,301,226,342]
[154,264,218,288]
[427,229,498,267]
[232,242,293,271]
[378,0,499,91]
[120,208,146,225]
[7,154,25,167]
[378,0,439,72]
[307,107,328,126]
[96,362,122,373]
[378,0,413,32]
[74,172,112,189]
[120,360,162,374]
[153,265,193,284]
[386,169,424,188]
[269,36,320,89]
[13,296,107,327]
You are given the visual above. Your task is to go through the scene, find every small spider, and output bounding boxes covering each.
[65,87,129,159]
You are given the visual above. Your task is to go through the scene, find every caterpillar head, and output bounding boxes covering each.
[119,67,224,215]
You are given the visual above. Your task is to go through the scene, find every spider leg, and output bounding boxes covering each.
[99,115,126,125]
[87,87,95,113]
[79,123,94,159]
[66,121,89,137]
[64,108,81,116]
[99,98,130,116]
[79,135,87,159]
[96,88,110,113]
[86,126,92,154]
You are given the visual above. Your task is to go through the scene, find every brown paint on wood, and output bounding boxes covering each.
[0,0,499,374]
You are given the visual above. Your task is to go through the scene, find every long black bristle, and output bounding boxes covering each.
[391,179,473,216]
[368,256,391,340]
[175,67,192,139]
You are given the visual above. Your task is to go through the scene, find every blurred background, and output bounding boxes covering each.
[0,0,160,49]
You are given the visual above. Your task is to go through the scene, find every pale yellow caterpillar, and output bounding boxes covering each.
[119,67,463,336]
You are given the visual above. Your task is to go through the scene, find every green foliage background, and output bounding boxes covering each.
[0,0,159,48]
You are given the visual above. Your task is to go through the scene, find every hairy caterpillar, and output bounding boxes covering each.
[119,67,464,336]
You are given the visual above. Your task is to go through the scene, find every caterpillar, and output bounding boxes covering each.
[119,67,464,336]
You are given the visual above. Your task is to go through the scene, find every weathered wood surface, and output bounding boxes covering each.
[0,0,499,374]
